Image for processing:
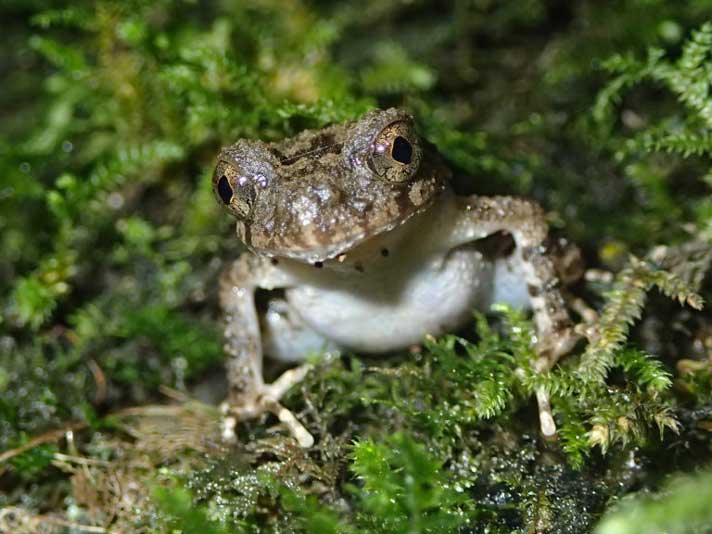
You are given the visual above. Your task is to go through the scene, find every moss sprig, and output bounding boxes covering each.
[578,255,703,384]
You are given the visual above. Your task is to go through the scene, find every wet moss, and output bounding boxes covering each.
[1,1,712,532]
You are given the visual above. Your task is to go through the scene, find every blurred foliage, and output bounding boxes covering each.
[1,0,712,532]
[596,467,712,534]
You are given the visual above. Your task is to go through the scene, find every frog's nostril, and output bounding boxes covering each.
[392,136,412,164]
[218,175,233,204]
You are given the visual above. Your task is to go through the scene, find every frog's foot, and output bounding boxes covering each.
[537,325,581,366]
[563,289,599,325]
[533,326,582,438]
[220,364,314,448]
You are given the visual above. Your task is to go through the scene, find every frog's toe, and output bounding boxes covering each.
[261,396,314,448]
[220,394,314,448]
[220,364,315,448]
[220,410,239,443]
[532,327,581,439]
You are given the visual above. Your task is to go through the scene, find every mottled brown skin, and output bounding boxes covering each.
[214,108,449,263]
[212,108,580,447]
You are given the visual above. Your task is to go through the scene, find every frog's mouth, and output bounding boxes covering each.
[240,177,448,265]
[290,200,437,265]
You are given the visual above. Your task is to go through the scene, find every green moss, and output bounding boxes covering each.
[596,469,712,534]
[154,486,229,534]
[1,1,712,532]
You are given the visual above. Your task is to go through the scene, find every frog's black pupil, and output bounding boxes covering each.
[217,175,232,204]
[391,136,412,164]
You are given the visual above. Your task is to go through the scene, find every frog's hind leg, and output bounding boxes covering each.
[219,255,314,448]
[491,250,576,437]
[453,195,581,437]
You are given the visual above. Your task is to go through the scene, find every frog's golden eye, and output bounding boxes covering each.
[213,161,256,221]
[368,121,422,184]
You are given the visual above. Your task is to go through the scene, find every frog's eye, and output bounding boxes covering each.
[212,161,257,221]
[368,121,422,184]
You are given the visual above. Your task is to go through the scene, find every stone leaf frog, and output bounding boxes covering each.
[212,108,579,447]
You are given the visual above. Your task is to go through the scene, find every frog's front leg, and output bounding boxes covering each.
[452,195,580,436]
[219,254,314,447]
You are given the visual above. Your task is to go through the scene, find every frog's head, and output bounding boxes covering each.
[212,108,450,263]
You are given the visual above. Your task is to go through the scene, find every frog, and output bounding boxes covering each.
[212,107,580,448]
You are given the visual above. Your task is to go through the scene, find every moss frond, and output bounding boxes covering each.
[578,255,703,384]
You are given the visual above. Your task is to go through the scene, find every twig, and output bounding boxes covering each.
[0,401,221,470]
[0,421,88,465]
[88,359,107,404]
[0,507,106,533]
